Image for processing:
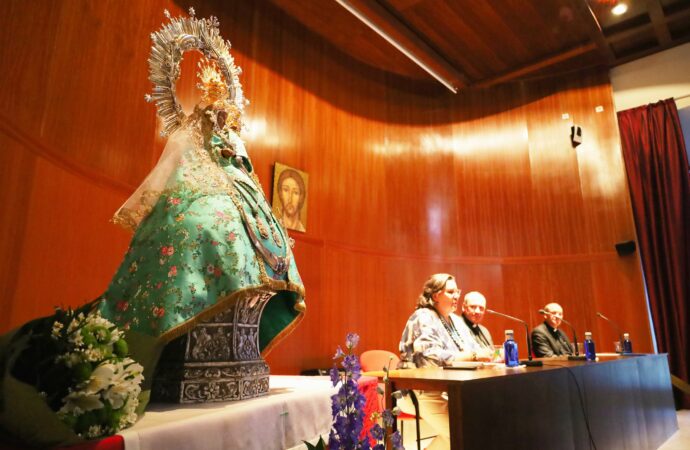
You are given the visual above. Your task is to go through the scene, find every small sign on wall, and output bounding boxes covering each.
[272,163,309,232]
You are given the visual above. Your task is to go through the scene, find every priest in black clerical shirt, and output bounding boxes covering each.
[531,302,574,357]
[456,291,496,361]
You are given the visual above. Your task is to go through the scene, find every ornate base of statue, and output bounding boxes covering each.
[151,290,274,403]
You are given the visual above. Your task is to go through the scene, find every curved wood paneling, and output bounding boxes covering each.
[0,0,651,375]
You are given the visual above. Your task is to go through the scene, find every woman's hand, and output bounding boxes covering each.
[453,351,476,362]
[475,348,494,362]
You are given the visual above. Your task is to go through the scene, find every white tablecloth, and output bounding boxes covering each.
[120,376,335,450]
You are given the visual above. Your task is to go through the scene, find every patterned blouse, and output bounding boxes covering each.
[398,308,467,368]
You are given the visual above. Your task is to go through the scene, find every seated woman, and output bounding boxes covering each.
[398,273,488,450]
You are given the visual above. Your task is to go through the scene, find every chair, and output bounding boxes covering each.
[360,350,422,450]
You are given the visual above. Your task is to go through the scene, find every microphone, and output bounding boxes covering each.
[538,309,586,361]
[486,309,542,367]
[596,312,624,353]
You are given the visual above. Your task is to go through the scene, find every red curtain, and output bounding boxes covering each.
[618,99,690,408]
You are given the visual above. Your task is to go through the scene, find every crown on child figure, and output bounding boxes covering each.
[197,59,228,106]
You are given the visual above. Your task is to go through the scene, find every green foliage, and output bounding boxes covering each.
[303,436,327,449]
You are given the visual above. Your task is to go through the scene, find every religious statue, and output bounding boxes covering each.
[97,9,305,403]
[0,8,305,446]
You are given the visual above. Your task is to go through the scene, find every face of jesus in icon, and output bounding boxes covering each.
[276,169,306,232]
[280,177,302,219]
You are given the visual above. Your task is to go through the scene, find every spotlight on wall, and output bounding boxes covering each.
[612,3,628,16]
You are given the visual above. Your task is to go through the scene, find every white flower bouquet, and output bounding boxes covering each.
[1,306,144,443]
[50,310,144,439]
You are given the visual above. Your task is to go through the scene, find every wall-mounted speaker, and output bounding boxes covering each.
[615,240,636,256]
[571,125,582,147]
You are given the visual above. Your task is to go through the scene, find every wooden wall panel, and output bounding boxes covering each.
[9,157,131,327]
[0,134,37,331]
[0,0,651,375]
[590,258,653,353]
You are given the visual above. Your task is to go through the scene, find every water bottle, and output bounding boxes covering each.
[622,333,633,353]
[584,331,596,361]
[503,330,519,367]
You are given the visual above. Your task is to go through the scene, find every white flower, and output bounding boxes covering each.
[84,347,105,362]
[95,328,108,342]
[121,360,145,384]
[66,317,79,333]
[69,332,84,347]
[103,389,126,409]
[59,391,103,414]
[56,352,83,368]
[52,310,143,437]
[85,363,116,394]
[89,314,117,331]
[124,396,139,414]
[85,425,103,439]
[121,404,139,428]
[51,321,64,339]
[97,360,143,409]
[109,328,123,344]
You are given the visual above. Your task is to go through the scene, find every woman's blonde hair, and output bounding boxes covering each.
[416,273,455,309]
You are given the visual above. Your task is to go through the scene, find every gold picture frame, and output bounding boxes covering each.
[272,163,309,232]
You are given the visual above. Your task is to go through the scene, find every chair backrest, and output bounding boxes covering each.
[360,349,400,372]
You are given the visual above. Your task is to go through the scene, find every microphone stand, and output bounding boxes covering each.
[561,318,586,360]
[487,309,543,367]
[539,309,586,361]
[596,312,624,354]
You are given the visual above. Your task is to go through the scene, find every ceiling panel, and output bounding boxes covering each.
[265,0,690,90]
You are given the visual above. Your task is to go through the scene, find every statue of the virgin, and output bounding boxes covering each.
[98,9,306,401]
[0,9,305,445]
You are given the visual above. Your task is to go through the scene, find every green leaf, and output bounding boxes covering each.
[303,436,327,450]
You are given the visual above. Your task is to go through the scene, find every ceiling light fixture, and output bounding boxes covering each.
[611,3,628,16]
[335,0,458,93]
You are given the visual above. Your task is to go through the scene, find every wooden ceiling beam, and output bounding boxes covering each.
[336,0,467,91]
[646,0,672,46]
[475,43,598,88]
[570,0,616,64]
[386,0,426,11]
[606,23,653,44]
[606,5,690,45]
[665,6,690,27]
[612,34,690,67]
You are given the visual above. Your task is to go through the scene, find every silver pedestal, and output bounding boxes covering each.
[151,290,273,403]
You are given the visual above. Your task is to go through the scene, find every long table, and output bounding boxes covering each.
[119,376,335,450]
[386,354,677,450]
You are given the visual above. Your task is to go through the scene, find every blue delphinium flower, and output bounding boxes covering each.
[343,354,362,381]
[370,423,385,450]
[390,431,404,449]
[325,333,403,450]
[345,332,360,349]
[330,365,340,386]
[381,409,395,428]
[369,423,384,441]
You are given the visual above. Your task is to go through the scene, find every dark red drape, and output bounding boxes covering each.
[618,98,690,409]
